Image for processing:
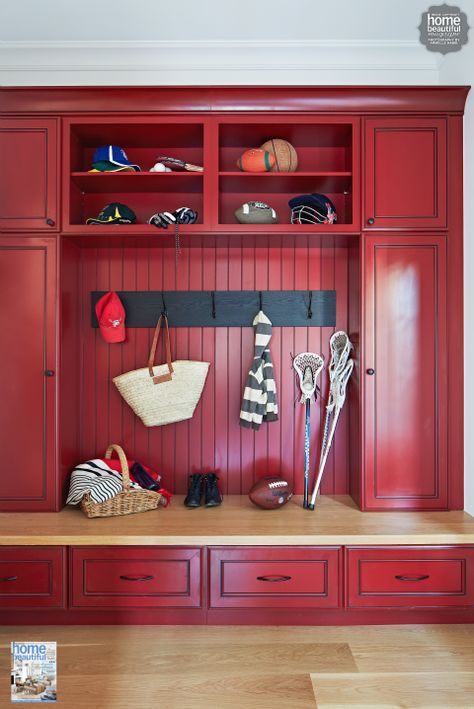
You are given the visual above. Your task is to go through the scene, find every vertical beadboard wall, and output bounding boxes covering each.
[79,235,353,495]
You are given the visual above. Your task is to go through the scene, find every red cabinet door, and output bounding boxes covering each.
[363,235,447,509]
[364,118,446,229]
[0,239,57,510]
[0,119,58,231]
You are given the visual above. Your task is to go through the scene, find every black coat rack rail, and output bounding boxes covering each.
[91,291,336,328]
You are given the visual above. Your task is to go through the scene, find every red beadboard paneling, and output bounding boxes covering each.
[79,239,352,495]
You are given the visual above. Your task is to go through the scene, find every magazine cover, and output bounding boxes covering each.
[11,642,57,703]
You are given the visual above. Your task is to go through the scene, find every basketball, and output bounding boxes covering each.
[237,148,275,172]
[260,138,298,172]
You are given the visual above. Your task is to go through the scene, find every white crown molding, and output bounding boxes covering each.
[0,39,441,86]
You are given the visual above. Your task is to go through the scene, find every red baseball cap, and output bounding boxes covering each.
[95,291,126,343]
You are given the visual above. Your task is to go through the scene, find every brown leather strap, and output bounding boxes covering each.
[147,314,174,385]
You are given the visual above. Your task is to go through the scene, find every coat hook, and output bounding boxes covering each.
[307,291,313,319]
[211,291,216,319]
[259,291,263,310]
[161,292,168,317]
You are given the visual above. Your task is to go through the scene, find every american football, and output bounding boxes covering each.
[234,201,278,224]
[237,148,275,172]
[248,477,293,509]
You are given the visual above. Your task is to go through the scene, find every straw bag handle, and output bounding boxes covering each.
[105,444,131,491]
[148,314,174,385]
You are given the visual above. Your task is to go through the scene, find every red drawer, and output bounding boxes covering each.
[346,546,474,608]
[70,547,202,608]
[209,547,341,608]
[0,547,66,608]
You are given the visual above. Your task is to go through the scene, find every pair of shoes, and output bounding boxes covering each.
[184,473,222,508]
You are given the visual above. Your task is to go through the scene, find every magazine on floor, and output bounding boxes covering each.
[11,642,57,702]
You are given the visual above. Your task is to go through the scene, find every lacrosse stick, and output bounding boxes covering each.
[318,330,353,476]
[308,331,353,510]
[293,352,324,509]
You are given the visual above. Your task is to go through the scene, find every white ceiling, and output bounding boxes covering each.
[1,0,444,42]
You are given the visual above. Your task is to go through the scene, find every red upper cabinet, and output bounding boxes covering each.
[0,238,58,510]
[363,234,447,510]
[0,119,59,231]
[364,118,447,229]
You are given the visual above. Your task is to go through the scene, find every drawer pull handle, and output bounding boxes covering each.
[395,574,430,582]
[119,575,155,582]
[256,575,292,583]
[0,576,17,582]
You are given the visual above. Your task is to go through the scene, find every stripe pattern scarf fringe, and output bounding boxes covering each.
[240,310,278,430]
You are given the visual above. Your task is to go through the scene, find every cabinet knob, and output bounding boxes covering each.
[366,368,375,376]
[45,370,55,377]
[367,218,375,225]
[46,218,55,227]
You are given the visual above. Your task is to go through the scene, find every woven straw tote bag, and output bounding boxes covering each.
[113,314,209,427]
[80,444,164,518]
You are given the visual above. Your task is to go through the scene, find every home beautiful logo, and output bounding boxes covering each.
[419,4,470,53]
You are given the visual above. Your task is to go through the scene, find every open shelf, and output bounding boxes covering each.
[69,187,204,228]
[69,121,204,173]
[63,116,358,234]
[219,122,353,173]
[65,119,206,229]
[219,174,352,226]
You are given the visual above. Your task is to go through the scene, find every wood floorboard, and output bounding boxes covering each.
[1,625,473,709]
[311,671,474,709]
[55,642,356,676]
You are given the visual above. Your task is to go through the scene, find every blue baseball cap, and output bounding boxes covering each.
[92,145,141,172]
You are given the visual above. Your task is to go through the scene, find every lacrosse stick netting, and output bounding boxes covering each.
[293,352,324,402]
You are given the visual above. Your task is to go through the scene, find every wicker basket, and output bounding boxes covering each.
[80,444,163,518]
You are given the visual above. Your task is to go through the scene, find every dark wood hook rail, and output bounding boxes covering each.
[91,290,336,328]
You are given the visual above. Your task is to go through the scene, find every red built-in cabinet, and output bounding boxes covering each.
[0,238,58,511]
[0,119,59,231]
[0,87,468,513]
[363,235,447,509]
[364,118,447,229]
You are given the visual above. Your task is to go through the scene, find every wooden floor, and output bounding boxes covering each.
[1,625,474,708]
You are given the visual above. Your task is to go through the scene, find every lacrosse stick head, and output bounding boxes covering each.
[329,331,353,380]
[293,352,324,403]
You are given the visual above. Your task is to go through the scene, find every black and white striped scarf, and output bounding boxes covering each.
[240,310,278,430]
[66,459,142,505]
